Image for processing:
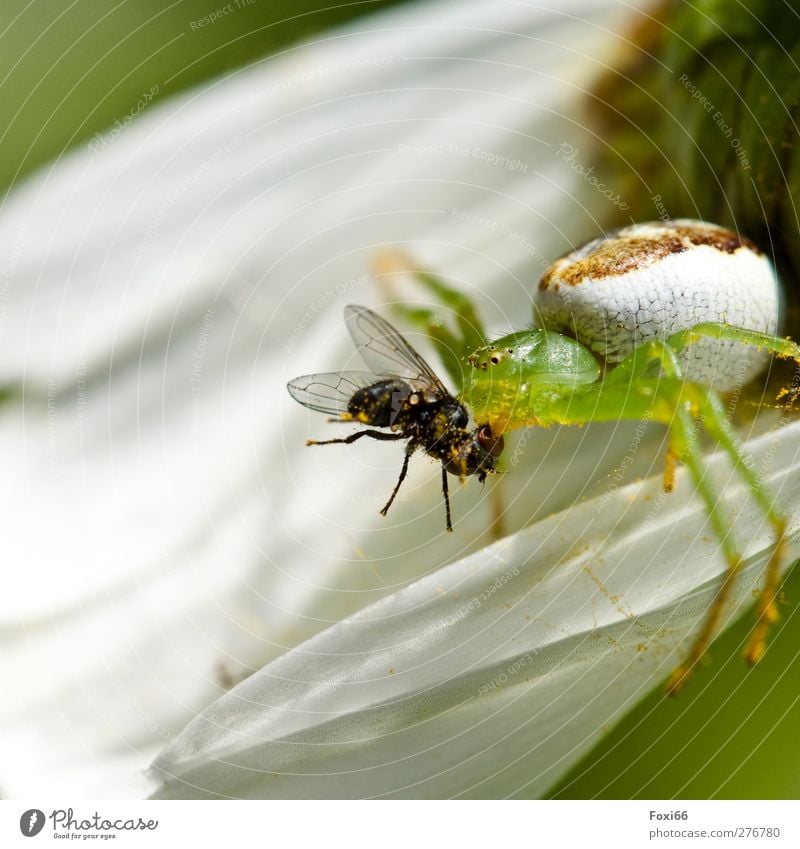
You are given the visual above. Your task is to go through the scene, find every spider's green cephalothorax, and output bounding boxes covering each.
[462,330,600,429]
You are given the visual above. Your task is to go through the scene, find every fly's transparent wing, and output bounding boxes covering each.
[287,371,376,417]
[344,304,448,397]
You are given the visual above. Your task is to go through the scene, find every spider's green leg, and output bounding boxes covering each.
[603,337,682,385]
[618,341,786,684]
[385,302,467,388]
[669,323,800,406]
[387,261,486,352]
[662,397,748,693]
[685,389,787,666]
[614,340,787,683]
[545,340,786,691]
[601,341,751,690]
[667,323,800,364]
[663,323,792,659]
[541,370,746,692]
[372,249,487,388]
[602,340,685,492]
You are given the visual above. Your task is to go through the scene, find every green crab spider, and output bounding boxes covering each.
[373,228,800,694]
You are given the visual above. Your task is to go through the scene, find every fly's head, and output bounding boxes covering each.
[443,422,505,481]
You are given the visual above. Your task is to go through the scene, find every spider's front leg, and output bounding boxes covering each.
[667,322,800,406]
[545,339,787,693]
[667,322,800,362]
[660,323,799,678]
[616,339,789,688]
[631,341,788,690]
[371,249,487,388]
[660,383,786,693]
[595,342,760,690]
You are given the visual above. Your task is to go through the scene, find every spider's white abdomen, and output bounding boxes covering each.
[536,219,781,391]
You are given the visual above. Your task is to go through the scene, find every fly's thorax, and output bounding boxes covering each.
[347,378,412,426]
[462,330,600,429]
[397,396,466,441]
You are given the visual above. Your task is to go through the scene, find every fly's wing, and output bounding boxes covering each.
[286,371,377,417]
[344,304,449,399]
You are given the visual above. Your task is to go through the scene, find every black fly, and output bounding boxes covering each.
[286,305,504,531]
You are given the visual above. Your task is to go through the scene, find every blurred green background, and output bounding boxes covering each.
[3,0,798,799]
[0,0,405,194]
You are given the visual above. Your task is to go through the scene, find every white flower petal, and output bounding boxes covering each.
[1,0,636,797]
[151,423,800,798]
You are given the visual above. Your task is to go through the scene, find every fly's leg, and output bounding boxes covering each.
[441,465,453,533]
[381,442,415,518]
[350,438,456,534]
[308,430,419,525]
[307,430,406,447]
[489,482,505,540]
[373,250,506,538]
